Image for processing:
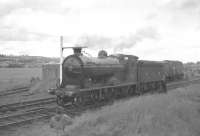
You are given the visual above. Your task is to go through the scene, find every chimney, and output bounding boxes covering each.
[73,47,82,56]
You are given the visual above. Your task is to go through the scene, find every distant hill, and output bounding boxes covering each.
[0,55,59,68]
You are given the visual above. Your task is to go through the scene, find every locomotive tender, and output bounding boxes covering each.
[50,47,167,107]
[163,60,184,82]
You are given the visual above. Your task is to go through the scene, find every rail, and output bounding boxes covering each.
[0,97,56,113]
[0,87,29,97]
[0,107,56,128]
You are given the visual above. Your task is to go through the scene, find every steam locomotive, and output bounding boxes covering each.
[49,47,168,107]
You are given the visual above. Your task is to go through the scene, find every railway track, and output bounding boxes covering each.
[0,87,29,97]
[0,97,56,113]
[0,78,199,128]
[0,107,56,128]
[0,101,105,128]
[0,97,57,128]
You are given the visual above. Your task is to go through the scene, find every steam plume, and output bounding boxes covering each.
[77,27,159,52]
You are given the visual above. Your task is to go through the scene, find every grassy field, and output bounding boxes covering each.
[65,84,200,136]
[3,83,199,136]
[0,68,41,91]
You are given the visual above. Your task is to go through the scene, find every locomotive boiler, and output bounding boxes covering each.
[61,47,138,89]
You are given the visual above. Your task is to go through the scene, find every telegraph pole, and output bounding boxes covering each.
[60,36,63,85]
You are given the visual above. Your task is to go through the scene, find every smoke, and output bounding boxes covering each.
[77,35,112,49]
[77,27,159,52]
[114,27,159,52]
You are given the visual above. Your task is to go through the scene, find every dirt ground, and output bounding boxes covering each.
[1,83,200,136]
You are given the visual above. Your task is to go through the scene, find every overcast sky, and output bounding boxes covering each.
[0,0,200,62]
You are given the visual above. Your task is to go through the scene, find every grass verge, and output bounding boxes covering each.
[65,84,200,136]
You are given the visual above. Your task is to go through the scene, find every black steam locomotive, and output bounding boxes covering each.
[49,47,167,107]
